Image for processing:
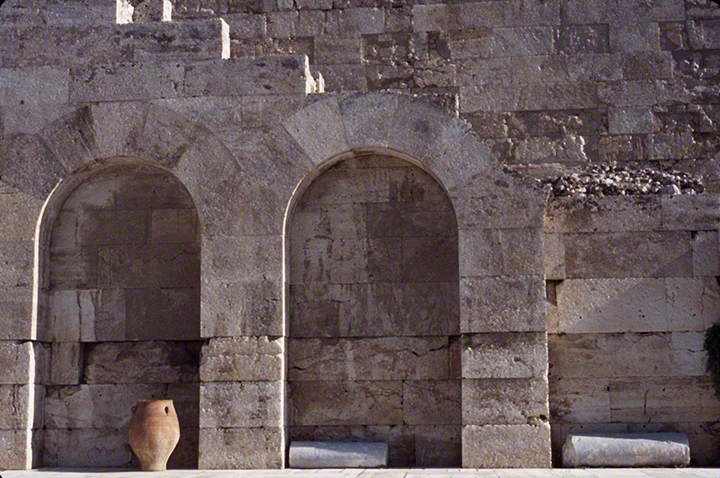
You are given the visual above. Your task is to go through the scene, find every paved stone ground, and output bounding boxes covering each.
[3,469,720,478]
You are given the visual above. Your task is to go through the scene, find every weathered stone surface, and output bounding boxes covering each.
[125,288,200,340]
[121,19,230,62]
[97,243,200,289]
[462,332,547,379]
[326,8,384,35]
[666,277,720,331]
[545,196,663,234]
[83,341,201,384]
[198,427,283,469]
[185,55,312,97]
[0,384,41,430]
[609,376,720,424]
[460,275,546,333]
[201,336,284,382]
[289,441,388,468]
[403,380,461,425]
[609,106,654,134]
[44,383,166,429]
[458,228,502,278]
[462,423,552,468]
[563,232,692,279]
[0,429,32,469]
[49,342,81,385]
[0,183,44,242]
[0,241,32,287]
[0,341,36,384]
[462,378,549,426]
[548,332,705,379]
[493,27,553,57]
[563,433,690,467]
[0,133,65,200]
[554,25,609,54]
[69,62,184,103]
[44,428,132,467]
[199,381,282,428]
[289,337,450,381]
[413,3,504,32]
[289,381,402,426]
[0,286,33,340]
[554,278,668,333]
[48,289,125,342]
[662,195,720,231]
[550,378,611,424]
[692,230,719,276]
[544,233,565,280]
[283,98,348,166]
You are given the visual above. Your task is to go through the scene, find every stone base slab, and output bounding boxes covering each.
[563,432,691,468]
[289,441,388,468]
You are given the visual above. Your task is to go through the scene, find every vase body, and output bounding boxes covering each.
[129,399,180,471]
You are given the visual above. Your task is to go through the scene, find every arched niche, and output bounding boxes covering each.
[285,148,462,466]
[36,156,202,468]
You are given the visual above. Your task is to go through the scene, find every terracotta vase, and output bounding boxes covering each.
[129,399,180,471]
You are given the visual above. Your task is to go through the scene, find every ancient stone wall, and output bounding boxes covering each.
[545,194,720,466]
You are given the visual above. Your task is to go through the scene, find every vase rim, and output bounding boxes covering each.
[136,399,174,404]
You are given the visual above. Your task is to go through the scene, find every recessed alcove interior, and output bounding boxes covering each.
[36,157,202,468]
[286,149,461,467]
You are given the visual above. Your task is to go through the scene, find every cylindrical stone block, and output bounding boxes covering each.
[563,433,690,468]
[289,441,388,468]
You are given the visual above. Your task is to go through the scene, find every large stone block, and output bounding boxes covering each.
[0,384,42,430]
[412,3,504,31]
[662,195,720,231]
[458,228,503,278]
[69,62,184,103]
[0,133,65,200]
[563,433,690,467]
[120,19,229,62]
[692,230,720,277]
[550,378,611,424]
[0,66,69,107]
[403,380,461,425]
[462,423,552,468]
[48,289,125,342]
[0,243,32,287]
[200,381,282,428]
[49,247,98,289]
[49,342,81,385]
[200,336,284,382]
[184,55,312,97]
[564,231,692,279]
[460,275,546,333]
[325,8,384,35]
[366,202,456,238]
[0,429,32,469]
[289,441,388,468]
[290,237,369,285]
[462,332,547,379]
[44,383,166,429]
[198,427,283,469]
[609,377,720,424]
[45,428,132,467]
[289,381,402,426]
[0,183,44,242]
[548,332,705,379]
[0,341,36,384]
[125,287,200,340]
[666,277,720,331]
[97,243,200,289]
[554,278,668,333]
[0,286,33,340]
[76,209,149,245]
[463,378,549,426]
[84,341,201,384]
[493,27,554,57]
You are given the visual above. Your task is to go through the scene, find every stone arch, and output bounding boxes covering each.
[270,93,552,469]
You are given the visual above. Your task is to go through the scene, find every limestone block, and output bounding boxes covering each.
[150,209,199,244]
[184,55,312,97]
[0,66,69,107]
[412,3,504,31]
[463,378,548,426]
[545,195,662,233]
[666,277,720,331]
[563,433,690,467]
[688,19,720,49]
[564,231,692,279]
[0,384,42,430]
[39,106,98,172]
[84,341,200,384]
[166,383,200,428]
[554,25,609,54]
[125,288,200,340]
[200,381,282,428]
[549,378,611,424]
[609,377,719,424]
[198,427,283,469]
[315,36,362,65]
[76,209,150,245]
[366,238,405,283]
[403,380,461,425]
[0,183,44,242]
[325,8,384,35]
[49,289,125,342]
[289,441,388,468]
[453,187,546,230]
[69,61,185,103]
[493,27,553,57]
[165,426,199,469]
[0,286,33,340]
[266,11,325,38]
[504,0,560,26]
[0,242,32,287]
[120,19,230,62]
[291,203,367,242]
[460,275,546,333]
[201,278,282,337]
[50,428,132,467]
[663,195,720,231]
[337,93,399,149]
[365,202,456,238]
[288,337,449,382]
[414,425,461,466]
[282,98,348,166]
[548,332,705,379]
[136,100,204,167]
[44,383,165,429]
[289,381,402,426]
[290,282,458,338]
[223,13,267,38]
[402,236,458,282]
[693,230,720,276]
[0,341,35,384]
[544,233,565,280]
[498,228,544,275]
[462,332,548,379]
[112,169,195,211]
[200,336,284,382]
[290,237,368,285]
[458,229,500,278]
[241,93,307,131]
[49,342,81,385]
[554,278,668,333]
[49,247,98,289]
[0,133,66,200]
[0,429,32,469]
[97,243,200,289]
[609,106,654,134]
[462,423,552,468]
